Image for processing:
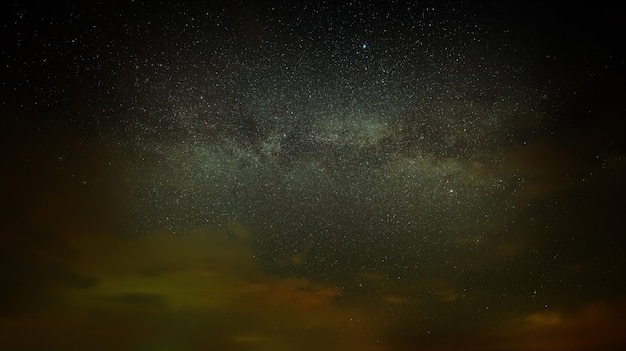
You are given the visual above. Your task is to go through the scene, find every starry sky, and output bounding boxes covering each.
[1,1,625,350]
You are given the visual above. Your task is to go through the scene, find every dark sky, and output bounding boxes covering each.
[2,1,625,350]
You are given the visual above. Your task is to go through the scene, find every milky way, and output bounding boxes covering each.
[81,2,552,272]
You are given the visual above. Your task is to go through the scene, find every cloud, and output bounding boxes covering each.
[0,222,385,351]
[482,300,626,351]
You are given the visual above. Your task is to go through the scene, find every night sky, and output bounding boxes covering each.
[2,1,625,350]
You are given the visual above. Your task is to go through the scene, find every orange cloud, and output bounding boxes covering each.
[1,222,386,351]
[482,300,626,351]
